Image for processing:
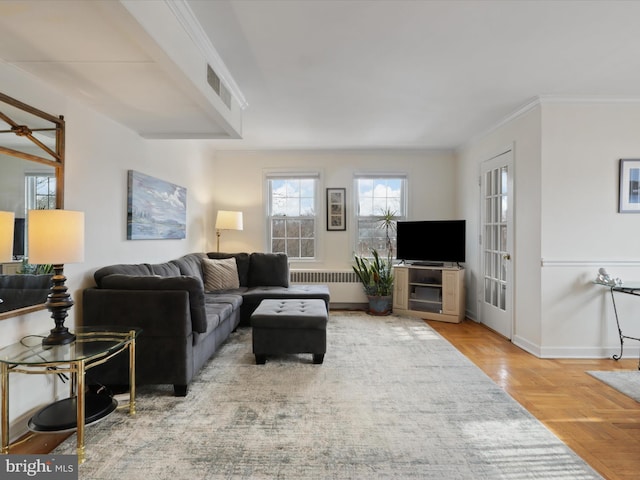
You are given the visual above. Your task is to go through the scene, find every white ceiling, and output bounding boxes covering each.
[3,0,640,150]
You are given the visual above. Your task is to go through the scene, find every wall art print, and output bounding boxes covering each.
[127,170,186,239]
[326,187,346,231]
[619,159,640,213]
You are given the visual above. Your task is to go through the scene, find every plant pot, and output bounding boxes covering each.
[367,295,392,316]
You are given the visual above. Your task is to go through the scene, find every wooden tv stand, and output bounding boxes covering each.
[392,264,465,323]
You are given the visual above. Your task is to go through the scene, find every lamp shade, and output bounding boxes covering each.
[215,210,243,231]
[0,211,15,262]
[28,210,85,265]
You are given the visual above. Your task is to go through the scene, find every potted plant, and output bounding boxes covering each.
[353,248,394,315]
[378,207,397,258]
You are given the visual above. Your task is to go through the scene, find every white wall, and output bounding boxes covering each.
[0,156,35,215]
[539,102,640,357]
[457,100,640,359]
[456,106,543,350]
[210,149,457,270]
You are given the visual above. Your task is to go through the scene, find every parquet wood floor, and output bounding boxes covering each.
[427,318,640,480]
[11,317,640,480]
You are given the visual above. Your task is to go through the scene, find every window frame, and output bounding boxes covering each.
[25,172,57,211]
[353,174,407,259]
[266,171,320,260]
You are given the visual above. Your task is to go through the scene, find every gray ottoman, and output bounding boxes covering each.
[250,299,328,365]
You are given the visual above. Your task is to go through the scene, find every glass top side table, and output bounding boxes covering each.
[0,326,141,463]
[595,280,640,368]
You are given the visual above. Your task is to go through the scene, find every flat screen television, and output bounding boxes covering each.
[396,220,466,265]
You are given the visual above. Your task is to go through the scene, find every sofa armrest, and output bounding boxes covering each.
[83,288,194,337]
[98,274,207,333]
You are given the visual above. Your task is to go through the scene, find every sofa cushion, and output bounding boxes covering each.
[171,253,206,283]
[203,258,240,291]
[203,301,234,332]
[149,262,181,277]
[249,253,289,287]
[205,293,243,310]
[94,263,153,287]
[207,252,250,286]
[100,274,208,334]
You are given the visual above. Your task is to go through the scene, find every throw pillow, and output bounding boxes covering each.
[248,252,289,287]
[207,252,250,286]
[203,257,240,291]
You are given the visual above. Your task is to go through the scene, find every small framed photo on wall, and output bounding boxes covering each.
[619,159,640,213]
[326,188,346,231]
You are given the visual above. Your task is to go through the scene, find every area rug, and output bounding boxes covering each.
[588,370,640,402]
[55,312,603,479]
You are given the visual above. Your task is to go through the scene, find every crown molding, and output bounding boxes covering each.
[538,94,640,104]
[458,96,541,151]
[165,0,248,110]
[459,94,640,151]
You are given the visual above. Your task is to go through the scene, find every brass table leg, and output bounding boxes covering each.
[1,362,8,454]
[129,331,136,416]
[76,359,86,464]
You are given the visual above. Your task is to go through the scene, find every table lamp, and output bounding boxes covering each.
[0,211,14,262]
[215,210,243,252]
[28,209,85,346]
[0,211,14,309]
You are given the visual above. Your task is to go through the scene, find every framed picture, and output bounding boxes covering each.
[326,187,346,231]
[619,159,640,213]
[127,170,187,239]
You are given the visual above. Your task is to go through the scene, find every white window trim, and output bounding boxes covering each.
[25,172,56,212]
[352,173,408,258]
[264,170,322,261]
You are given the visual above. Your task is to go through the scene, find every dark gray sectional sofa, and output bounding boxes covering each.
[82,252,330,396]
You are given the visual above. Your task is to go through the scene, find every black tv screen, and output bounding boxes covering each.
[396,220,466,264]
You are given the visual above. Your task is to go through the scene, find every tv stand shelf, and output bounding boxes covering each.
[393,264,465,323]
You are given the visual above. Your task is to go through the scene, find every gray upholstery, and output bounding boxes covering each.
[0,274,53,313]
[251,299,328,365]
[148,262,181,277]
[248,252,289,287]
[94,263,154,286]
[100,274,208,333]
[83,252,330,395]
[251,299,328,328]
[240,285,330,325]
[171,253,207,279]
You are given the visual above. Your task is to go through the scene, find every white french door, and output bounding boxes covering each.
[480,150,514,339]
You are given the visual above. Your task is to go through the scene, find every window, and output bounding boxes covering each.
[355,175,406,258]
[267,174,318,259]
[26,173,56,210]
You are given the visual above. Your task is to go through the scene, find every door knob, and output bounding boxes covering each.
[503,253,511,260]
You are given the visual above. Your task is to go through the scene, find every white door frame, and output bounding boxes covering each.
[478,147,514,339]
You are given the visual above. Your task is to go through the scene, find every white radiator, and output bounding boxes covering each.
[290,270,366,306]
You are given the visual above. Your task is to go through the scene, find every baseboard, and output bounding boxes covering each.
[464,309,477,322]
[512,335,541,357]
[512,334,640,360]
[8,405,43,444]
[539,345,640,360]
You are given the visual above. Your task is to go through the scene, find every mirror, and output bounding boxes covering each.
[0,92,64,319]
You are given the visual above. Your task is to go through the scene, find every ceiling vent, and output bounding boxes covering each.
[207,64,231,110]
